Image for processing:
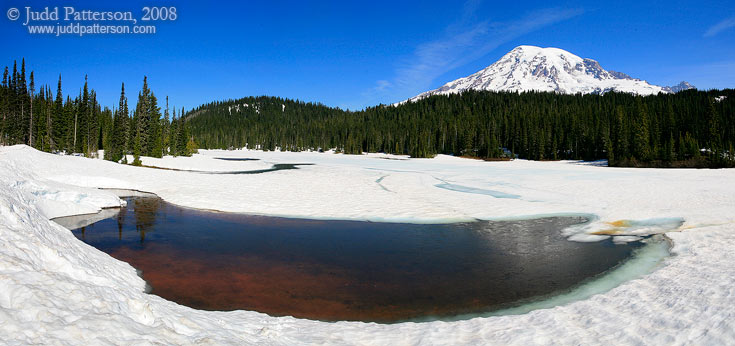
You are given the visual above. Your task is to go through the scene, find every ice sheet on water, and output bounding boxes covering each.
[52,207,121,229]
[435,182,521,199]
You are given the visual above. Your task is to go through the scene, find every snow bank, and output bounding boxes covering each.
[2,145,735,345]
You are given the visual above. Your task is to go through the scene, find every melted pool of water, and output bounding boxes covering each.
[214,157,260,161]
[56,196,644,323]
[142,163,313,174]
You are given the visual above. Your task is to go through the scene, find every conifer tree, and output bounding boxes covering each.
[134,76,151,157]
[1,67,8,145]
[107,83,128,162]
[19,59,28,145]
[74,76,91,153]
[88,90,100,156]
[632,99,651,161]
[162,96,170,155]
[64,95,74,151]
[45,85,53,150]
[52,75,65,151]
[169,108,179,156]
[707,98,723,164]
[186,134,198,156]
[176,108,189,155]
[661,104,676,162]
[29,71,34,146]
[147,92,163,157]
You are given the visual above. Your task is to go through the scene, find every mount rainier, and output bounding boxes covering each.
[405,45,694,103]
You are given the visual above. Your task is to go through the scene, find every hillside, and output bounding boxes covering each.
[185,90,735,167]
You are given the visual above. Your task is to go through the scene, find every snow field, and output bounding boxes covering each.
[1,144,735,345]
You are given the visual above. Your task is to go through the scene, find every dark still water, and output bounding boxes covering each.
[56,196,641,323]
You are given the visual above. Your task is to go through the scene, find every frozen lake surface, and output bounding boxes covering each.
[2,145,734,345]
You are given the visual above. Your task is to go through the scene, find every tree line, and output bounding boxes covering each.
[0,59,197,164]
[186,90,734,167]
[3,58,732,168]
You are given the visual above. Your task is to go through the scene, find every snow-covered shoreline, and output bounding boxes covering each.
[2,145,735,345]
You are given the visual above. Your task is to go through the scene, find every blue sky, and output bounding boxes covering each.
[1,0,734,111]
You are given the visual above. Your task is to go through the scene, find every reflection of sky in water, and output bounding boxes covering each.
[57,196,644,323]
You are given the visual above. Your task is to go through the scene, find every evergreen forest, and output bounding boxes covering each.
[187,90,735,167]
[2,58,733,168]
[0,59,198,165]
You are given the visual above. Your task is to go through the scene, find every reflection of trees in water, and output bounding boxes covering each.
[131,197,162,244]
[117,206,126,240]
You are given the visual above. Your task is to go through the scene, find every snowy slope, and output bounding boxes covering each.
[405,45,694,103]
[2,145,735,345]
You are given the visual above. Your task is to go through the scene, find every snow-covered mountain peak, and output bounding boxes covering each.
[404,45,694,103]
[663,81,696,93]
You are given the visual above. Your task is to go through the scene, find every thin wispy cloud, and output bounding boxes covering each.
[360,3,583,106]
[704,16,735,37]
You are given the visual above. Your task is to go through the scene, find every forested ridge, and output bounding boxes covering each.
[187,90,735,167]
[2,58,733,168]
[0,59,197,164]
